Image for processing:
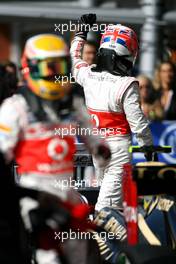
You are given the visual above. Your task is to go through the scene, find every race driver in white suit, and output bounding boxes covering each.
[70,14,153,212]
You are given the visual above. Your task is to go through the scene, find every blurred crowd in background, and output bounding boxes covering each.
[0,44,176,122]
[137,61,176,121]
[0,0,176,121]
[0,1,176,121]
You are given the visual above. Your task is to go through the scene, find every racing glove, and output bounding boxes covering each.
[75,13,96,40]
[142,146,158,162]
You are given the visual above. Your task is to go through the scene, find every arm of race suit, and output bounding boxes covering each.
[122,81,153,147]
[70,14,96,87]
[73,96,111,166]
[0,95,22,161]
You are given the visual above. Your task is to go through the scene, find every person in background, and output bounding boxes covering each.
[4,61,18,93]
[72,40,97,101]
[72,41,98,183]
[137,75,164,120]
[153,61,176,120]
[0,62,18,105]
[0,65,8,104]
[4,61,17,74]
[82,40,97,65]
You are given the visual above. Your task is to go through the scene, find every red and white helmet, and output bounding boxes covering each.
[100,24,139,65]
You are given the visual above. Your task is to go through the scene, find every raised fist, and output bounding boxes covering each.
[75,13,96,40]
[80,13,96,28]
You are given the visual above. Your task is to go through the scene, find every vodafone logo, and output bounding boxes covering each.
[47,138,68,161]
[91,114,99,127]
[159,123,176,163]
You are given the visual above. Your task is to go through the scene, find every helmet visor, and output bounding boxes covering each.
[28,57,71,79]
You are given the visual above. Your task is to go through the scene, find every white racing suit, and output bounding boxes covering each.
[0,88,106,202]
[70,36,153,212]
[0,88,109,264]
